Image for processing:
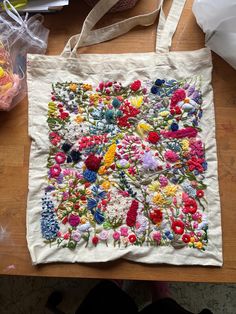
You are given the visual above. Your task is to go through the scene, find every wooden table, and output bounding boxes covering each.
[0,0,236,282]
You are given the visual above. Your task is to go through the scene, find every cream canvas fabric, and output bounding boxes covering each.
[27,0,223,266]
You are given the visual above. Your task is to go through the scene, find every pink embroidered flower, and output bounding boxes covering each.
[130,80,141,91]
[113,231,120,241]
[164,150,179,163]
[50,164,61,178]
[120,227,129,236]
[152,231,162,242]
[55,152,66,164]
[159,175,168,187]
[99,230,109,241]
[68,214,80,227]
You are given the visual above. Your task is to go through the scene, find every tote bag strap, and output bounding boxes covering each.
[156,0,186,52]
[61,0,163,58]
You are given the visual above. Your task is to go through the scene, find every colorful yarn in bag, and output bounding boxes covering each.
[0,42,20,111]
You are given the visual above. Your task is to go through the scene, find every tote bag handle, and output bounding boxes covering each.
[61,0,163,57]
[61,0,186,58]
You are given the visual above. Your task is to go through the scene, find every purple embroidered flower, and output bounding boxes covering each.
[159,175,168,187]
[142,151,158,170]
[99,230,109,241]
[68,214,80,227]
[71,230,81,242]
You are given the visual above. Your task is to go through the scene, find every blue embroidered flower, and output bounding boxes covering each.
[41,194,59,241]
[91,185,106,199]
[94,210,105,224]
[87,198,98,211]
[155,79,165,86]
[112,98,121,108]
[62,143,72,152]
[71,150,81,162]
[170,122,179,131]
[151,85,160,95]
[83,169,97,182]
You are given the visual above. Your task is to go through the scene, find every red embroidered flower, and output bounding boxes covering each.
[60,111,69,120]
[182,233,191,243]
[68,214,80,227]
[49,132,61,146]
[128,234,137,243]
[130,80,141,91]
[126,200,139,227]
[149,209,163,224]
[184,198,198,214]
[172,220,185,235]
[196,190,204,198]
[92,236,99,246]
[147,131,160,144]
[84,154,102,172]
[170,89,186,107]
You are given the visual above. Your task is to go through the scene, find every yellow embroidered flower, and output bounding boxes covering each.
[75,115,84,123]
[148,181,160,192]
[0,66,5,78]
[181,139,190,151]
[104,143,116,167]
[98,166,107,175]
[163,185,178,197]
[48,101,57,116]
[136,122,153,137]
[69,83,78,92]
[159,110,169,117]
[82,83,92,91]
[85,188,92,195]
[80,216,88,224]
[87,213,94,223]
[129,96,143,108]
[101,180,111,191]
[89,94,100,105]
[152,193,165,205]
[196,242,203,249]
[78,107,85,114]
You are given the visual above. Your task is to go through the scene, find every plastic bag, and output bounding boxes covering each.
[0,0,49,111]
[192,0,236,70]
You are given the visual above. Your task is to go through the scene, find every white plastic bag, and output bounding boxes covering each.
[192,0,236,70]
[0,0,49,111]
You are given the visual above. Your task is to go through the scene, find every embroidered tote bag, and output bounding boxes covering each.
[27,0,223,265]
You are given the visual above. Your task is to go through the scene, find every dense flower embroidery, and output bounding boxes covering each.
[41,78,208,252]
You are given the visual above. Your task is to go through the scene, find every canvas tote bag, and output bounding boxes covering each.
[27,0,223,266]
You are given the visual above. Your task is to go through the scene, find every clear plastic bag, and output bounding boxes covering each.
[193,0,236,70]
[0,0,49,111]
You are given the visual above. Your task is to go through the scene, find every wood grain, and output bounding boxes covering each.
[0,0,236,282]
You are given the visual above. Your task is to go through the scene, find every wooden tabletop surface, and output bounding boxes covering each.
[0,0,236,282]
